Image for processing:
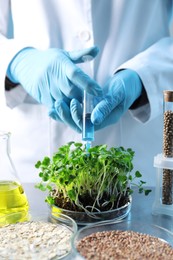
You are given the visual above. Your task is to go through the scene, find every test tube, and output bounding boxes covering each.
[162,90,173,204]
[82,90,94,149]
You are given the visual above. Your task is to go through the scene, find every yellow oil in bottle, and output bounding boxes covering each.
[0,180,29,225]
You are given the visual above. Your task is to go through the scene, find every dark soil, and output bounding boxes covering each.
[52,190,130,212]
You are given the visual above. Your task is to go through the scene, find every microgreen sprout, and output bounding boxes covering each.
[35,142,151,212]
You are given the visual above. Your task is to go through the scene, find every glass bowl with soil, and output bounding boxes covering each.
[0,211,78,259]
[71,220,173,260]
[49,194,132,226]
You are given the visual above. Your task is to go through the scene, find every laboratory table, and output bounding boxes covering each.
[23,183,173,259]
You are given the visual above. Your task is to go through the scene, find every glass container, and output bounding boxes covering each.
[152,90,173,216]
[71,220,173,259]
[49,196,132,226]
[162,90,173,204]
[0,131,29,224]
[0,211,78,259]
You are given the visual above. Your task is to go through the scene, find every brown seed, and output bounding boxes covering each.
[77,230,173,260]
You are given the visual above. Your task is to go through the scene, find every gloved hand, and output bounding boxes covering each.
[7,46,102,132]
[91,69,143,130]
[70,69,143,131]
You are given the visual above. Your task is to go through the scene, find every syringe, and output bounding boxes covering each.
[81,54,95,151]
[82,90,94,151]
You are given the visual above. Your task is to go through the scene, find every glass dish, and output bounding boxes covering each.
[71,220,173,259]
[0,211,78,260]
[50,196,132,226]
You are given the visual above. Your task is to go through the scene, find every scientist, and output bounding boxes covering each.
[0,0,173,185]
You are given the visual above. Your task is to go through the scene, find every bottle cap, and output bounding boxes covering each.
[163,90,173,102]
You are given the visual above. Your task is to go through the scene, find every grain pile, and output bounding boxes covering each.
[0,221,72,259]
[77,230,173,260]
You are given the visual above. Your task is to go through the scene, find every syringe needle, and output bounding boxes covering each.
[85,141,92,152]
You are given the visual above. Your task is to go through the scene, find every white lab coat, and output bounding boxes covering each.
[0,0,173,185]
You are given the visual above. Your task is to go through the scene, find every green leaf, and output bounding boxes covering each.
[128,175,133,181]
[138,187,144,193]
[128,189,134,195]
[45,195,55,205]
[117,175,127,182]
[144,189,152,196]
[42,156,51,166]
[140,180,146,185]
[135,171,142,178]
[39,172,43,177]
[67,190,76,201]
[42,175,49,182]
[35,161,41,168]
[35,183,47,191]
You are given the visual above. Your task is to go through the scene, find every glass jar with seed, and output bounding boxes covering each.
[152,91,173,218]
[162,90,173,205]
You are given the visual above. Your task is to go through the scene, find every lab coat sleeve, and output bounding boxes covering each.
[0,1,32,109]
[116,37,173,124]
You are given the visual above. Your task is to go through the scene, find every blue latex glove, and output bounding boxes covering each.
[70,69,143,131]
[91,69,143,130]
[7,46,102,132]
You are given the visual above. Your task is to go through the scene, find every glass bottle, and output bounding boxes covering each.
[162,90,173,205]
[152,91,173,217]
[0,131,29,223]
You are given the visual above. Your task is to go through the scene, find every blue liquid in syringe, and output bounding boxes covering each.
[82,113,94,141]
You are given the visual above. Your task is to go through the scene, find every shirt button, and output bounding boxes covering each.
[78,30,91,42]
